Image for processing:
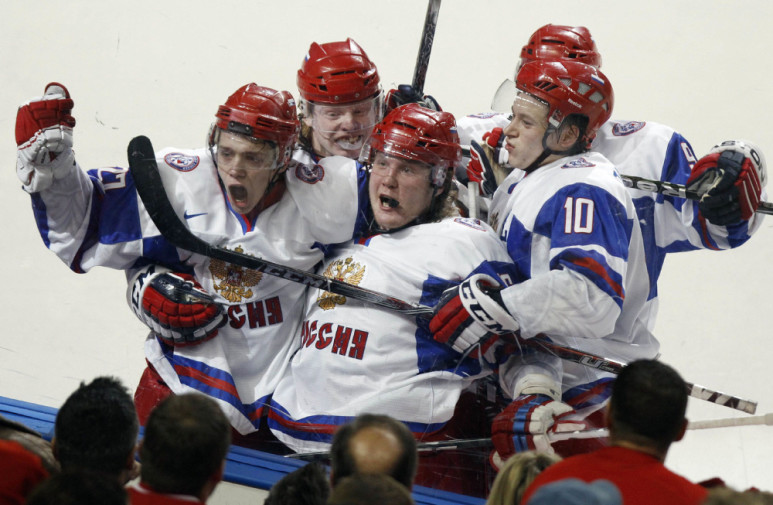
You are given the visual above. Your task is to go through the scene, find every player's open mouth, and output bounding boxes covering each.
[229,185,248,205]
[380,195,399,209]
[335,135,364,151]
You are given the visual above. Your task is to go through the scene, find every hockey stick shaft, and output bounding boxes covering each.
[411,0,441,94]
[518,336,758,414]
[459,146,773,216]
[127,136,433,317]
[621,174,773,216]
[400,413,773,453]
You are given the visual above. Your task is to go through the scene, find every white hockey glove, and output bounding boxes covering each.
[430,273,519,355]
[16,82,77,193]
[128,265,227,347]
[686,140,766,225]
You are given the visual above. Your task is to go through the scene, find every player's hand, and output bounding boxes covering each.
[686,140,766,225]
[385,84,441,113]
[468,128,508,196]
[490,394,585,469]
[430,273,518,355]
[129,267,227,347]
[16,83,77,192]
[16,82,75,164]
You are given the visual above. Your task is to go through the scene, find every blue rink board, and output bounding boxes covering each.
[0,396,484,505]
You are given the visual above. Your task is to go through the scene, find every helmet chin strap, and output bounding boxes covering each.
[523,127,576,174]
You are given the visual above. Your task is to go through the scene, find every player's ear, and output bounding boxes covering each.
[674,418,688,442]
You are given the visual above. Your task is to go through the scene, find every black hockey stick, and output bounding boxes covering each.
[460,145,773,216]
[127,135,432,317]
[411,0,442,95]
[128,135,756,414]
[518,336,758,414]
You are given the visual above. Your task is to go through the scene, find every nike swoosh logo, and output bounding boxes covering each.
[183,211,208,220]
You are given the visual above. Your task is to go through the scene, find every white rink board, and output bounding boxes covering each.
[1,1,772,499]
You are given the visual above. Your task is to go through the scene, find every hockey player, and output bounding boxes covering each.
[267,104,517,496]
[450,26,766,463]
[296,38,384,160]
[431,60,655,468]
[295,37,439,163]
[15,82,366,445]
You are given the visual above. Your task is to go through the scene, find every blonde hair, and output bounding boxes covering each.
[486,451,562,505]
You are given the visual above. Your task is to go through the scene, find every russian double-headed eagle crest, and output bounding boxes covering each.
[208,245,263,303]
[316,257,365,311]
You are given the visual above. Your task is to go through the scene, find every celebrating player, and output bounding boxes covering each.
[15,82,367,444]
[431,60,657,467]
[267,103,517,496]
[296,38,384,160]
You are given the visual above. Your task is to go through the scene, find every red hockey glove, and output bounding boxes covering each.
[687,140,766,225]
[16,82,75,163]
[385,84,441,113]
[16,83,77,192]
[467,128,508,196]
[490,393,585,469]
[130,267,226,347]
[430,273,518,355]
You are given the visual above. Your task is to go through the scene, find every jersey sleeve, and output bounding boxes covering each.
[286,156,365,245]
[500,182,634,342]
[29,152,187,274]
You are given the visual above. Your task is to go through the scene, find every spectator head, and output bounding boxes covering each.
[526,478,621,505]
[263,462,329,505]
[328,474,414,505]
[139,393,231,501]
[24,470,128,505]
[330,414,417,489]
[487,450,562,505]
[608,360,688,454]
[53,376,138,482]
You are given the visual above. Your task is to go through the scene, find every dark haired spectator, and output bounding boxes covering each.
[328,474,414,505]
[522,360,708,505]
[53,376,139,483]
[24,470,128,505]
[128,393,231,504]
[264,462,329,505]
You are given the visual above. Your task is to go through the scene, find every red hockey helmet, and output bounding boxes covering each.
[211,83,300,168]
[363,103,461,187]
[516,60,613,146]
[519,24,602,71]
[297,38,382,104]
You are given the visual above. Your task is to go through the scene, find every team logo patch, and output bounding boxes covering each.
[611,121,646,136]
[209,245,263,303]
[295,163,325,184]
[453,217,487,231]
[164,153,200,172]
[317,257,366,311]
[561,157,595,169]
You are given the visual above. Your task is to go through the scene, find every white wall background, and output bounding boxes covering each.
[1,0,771,497]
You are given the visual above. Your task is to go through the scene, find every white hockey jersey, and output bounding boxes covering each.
[458,114,761,286]
[267,217,518,453]
[28,146,367,434]
[489,151,657,393]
